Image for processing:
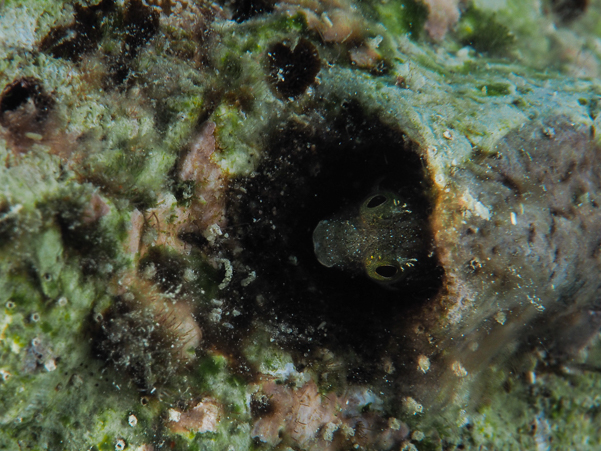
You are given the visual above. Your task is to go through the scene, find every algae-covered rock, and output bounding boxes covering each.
[1,0,601,450]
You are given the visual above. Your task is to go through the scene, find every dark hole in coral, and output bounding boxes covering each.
[111,0,160,85]
[110,63,131,86]
[173,180,196,207]
[227,101,443,372]
[375,265,398,278]
[0,77,54,125]
[0,77,55,145]
[40,0,159,85]
[39,0,115,62]
[1,81,37,113]
[250,393,274,417]
[231,0,274,22]
[267,39,321,99]
[551,0,588,22]
[139,247,186,292]
[178,231,210,248]
[366,194,387,208]
[122,0,160,57]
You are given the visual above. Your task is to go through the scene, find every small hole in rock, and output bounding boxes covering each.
[1,83,34,113]
[0,77,53,125]
[39,0,115,62]
[227,102,444,373]
[551,0,588,22]
[267,39,321,99]
[232,0,274,22]
[0,77,55,150]
[110,0,160,85]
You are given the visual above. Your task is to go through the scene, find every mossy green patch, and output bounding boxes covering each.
[455,7,516,57]
[198,355,226,378]
[374,0,428,40]
[478,82,512,96]
[213,102,266,176]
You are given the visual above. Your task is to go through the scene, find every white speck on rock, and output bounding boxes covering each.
[417,355,430,374]
[495,311,507,325]
[44,359,56,372]
[403,397,423,415]
[388,417,401,430]
[322,422,339,441]
[215,258,233,290]
[204,224,223,245]
[412,430,425,441]
[451,361,468,377]
[241,270,256,287]
[168,409,181,423]
[463,191,491,220]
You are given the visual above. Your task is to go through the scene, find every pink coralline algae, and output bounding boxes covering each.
[251,379,409,450]
[423,0,461,41]
[178,121,229,244]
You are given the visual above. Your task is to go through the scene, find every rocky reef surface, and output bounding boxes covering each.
[2,0,601,450]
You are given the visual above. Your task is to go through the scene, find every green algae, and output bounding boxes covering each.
[374,0,429,39]
[455,6,517,57]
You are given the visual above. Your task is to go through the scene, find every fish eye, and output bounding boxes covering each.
[360,190,403,222]
[375,264,398,278]
[365,255,406,283]
[365,194,387,209]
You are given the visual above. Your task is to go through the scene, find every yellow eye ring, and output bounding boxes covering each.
[364,254,418,283]
[360,190,408,223]
[364,255,403,283]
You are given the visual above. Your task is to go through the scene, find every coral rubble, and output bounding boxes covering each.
[1,0,601,450]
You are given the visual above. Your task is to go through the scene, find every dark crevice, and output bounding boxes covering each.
[122,0,161,59]
[110,0,160,85]
[0,77,54,123]
[226,101,443,372]
[551,0,589,23]
[231,0,274,23]
[39,0,116,62]
[139,247,187,293]
[267,39,321,99]
[40,0,160,87]
[0,77,55,143]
